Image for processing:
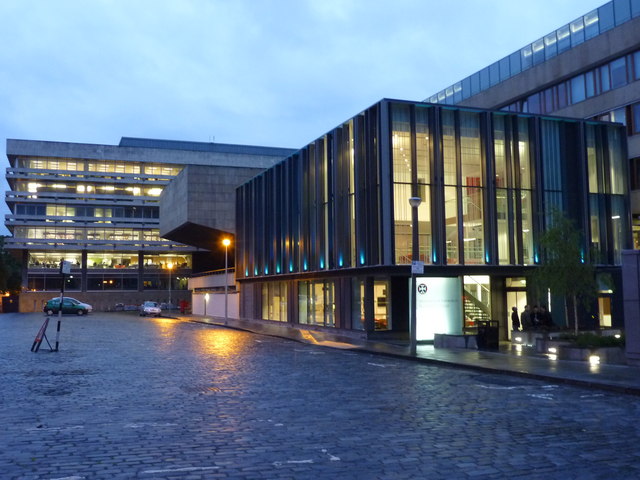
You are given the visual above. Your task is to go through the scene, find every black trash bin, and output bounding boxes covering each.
[476,320,499,350]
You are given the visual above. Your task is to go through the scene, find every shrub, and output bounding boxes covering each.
[575,333,625,348]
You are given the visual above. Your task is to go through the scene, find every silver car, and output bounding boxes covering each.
[139,301,162,317]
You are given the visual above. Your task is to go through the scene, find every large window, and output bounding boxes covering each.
[442,110,459,264]
[261,282,288,322]
[27,274,81,292]
[143,254,192,269]
[29,252,82,269]
[459,111,484,264]
[87,253,139,269]
[87,274,138,291]
[299,280,335,327]
[392,105,433,264]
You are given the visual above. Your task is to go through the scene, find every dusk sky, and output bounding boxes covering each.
[0,0,606,233]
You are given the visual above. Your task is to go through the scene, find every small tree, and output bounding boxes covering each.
[531,210,597,334]
[0,236,22,294]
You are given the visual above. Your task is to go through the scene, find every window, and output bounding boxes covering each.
[614,0,632,24]
[610,57,628,89]
[598,3,615,32]
[634,51,640,80]
[570,17,585,46]
[585,71,596,98]
[521,45,533,70]
[262,282,287,322]
[632,103,640,134]
[544,32,557,60]
[571,75,586,104]
[557,24,571,53]
[600,64,611,92]
[584,10,600,39]
[298,280,335,327]
[532,38,545,65]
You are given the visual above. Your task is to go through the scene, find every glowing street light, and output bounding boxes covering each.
[166,261,174,308]
[204,292,209,316]
[222,238,231,322]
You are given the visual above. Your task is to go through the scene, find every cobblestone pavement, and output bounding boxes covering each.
[3,313,640,480]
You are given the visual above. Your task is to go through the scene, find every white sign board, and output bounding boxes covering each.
[415,276,463,341]
[60,260,71,275]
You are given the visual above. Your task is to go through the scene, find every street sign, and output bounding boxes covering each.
[411,260,424,275]
[60,260,71,275]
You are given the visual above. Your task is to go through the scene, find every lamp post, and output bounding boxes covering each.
[167,262,173,308]
[222,238,231,322]
[408,196,422,356]
[204,292,209,316]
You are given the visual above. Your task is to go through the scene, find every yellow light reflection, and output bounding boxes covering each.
[151,317,179,340]
[193,328,250,358]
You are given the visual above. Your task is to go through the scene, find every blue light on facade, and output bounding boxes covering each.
[338,255,344,267]
[320,258,325,269]
[359,252,365,265]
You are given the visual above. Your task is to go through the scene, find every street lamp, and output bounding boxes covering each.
[222,238,231,322]
[204,292,209,316]
[408,196,422,356]
[167,261,173,308]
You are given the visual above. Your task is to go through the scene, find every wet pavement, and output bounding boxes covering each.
[4,312,640,479]
[187,314,640,396]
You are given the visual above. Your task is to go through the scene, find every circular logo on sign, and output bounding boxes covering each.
[417,284,427,294]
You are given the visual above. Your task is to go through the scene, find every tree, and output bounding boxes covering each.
[531,210,597,334]
[0,236,22,294]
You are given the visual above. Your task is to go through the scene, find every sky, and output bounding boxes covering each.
[0,0,607,234]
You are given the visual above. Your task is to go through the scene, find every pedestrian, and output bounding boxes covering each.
[521,305,531,330]
[511,306,521,331]
[531,305,541,329]
[540,305,553,330]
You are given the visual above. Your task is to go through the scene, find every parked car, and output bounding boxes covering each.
[139,301,162,317]
[44,297,93,316]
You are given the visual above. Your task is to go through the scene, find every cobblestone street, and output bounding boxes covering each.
[2,312,640,479]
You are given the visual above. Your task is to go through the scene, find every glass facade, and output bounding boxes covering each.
[6,149,194,294]
[237,100,630,332]
[428,0,640,106]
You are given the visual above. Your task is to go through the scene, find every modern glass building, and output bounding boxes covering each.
[5,137,293,312]
[427,0,640,248]
[236,99,630,341]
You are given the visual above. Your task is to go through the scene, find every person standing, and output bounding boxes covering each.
[511,306,521,332]
[521,305,531,330]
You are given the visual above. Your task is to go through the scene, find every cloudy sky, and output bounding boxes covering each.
[0,0,606,232]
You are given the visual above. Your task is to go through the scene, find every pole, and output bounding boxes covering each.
[224,242,229,322]
[56,260,67,352]
[167,263,172,308]
[409,197,422,356]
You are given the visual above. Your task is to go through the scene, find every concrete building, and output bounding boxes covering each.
[4,137,294,312]
[236,99,629,341]
[426,0,640,246]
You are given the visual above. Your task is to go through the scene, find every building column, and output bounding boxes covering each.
[138,252,144,292]
[81,250,88,292]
